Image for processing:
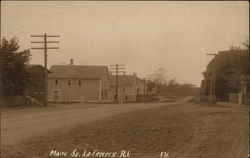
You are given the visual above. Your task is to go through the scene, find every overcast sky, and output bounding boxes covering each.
[1,1,249,86]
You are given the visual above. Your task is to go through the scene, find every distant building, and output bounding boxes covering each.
[48,59,109,103]
[109,73,147,103]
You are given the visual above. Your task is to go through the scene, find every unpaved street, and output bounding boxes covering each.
[1,97,248,158]
[1,97,190,146]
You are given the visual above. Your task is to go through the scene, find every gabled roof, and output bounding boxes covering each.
[49,65,109,79]
[26,64,42,69]
[26,64,51,73]
[109,75,136,86]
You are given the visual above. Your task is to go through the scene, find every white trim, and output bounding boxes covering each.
[52,89,60,101]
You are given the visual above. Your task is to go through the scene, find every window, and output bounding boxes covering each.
[55,79,58,85]
[78,80,81,86]
[68,80,71,86]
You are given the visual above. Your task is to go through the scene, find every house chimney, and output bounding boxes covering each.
[70,59,73,66]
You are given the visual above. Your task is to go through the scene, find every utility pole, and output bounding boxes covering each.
[31,34,60,105]
[207,53,217,102]
[109,64,125,103]
[143,78,146,95]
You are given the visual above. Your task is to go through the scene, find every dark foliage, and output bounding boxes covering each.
[201,47,249,101]
[1,37,31,96]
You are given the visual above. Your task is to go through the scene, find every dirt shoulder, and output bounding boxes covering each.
[1,99,248,158]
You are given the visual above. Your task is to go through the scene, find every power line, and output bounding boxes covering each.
[31,33,60,105]
[109,64,125,104]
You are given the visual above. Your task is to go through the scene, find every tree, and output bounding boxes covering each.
[146,80,156,93]
[147,69,198,96]
[148,68,168,93]
[1,37,31,96]
[166,78,198,96]
[201,45,249,101]
[242,37,249,49]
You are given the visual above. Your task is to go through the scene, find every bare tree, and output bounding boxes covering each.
[148,68,168,93]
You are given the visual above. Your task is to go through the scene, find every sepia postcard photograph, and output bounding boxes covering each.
[0,1,249,158]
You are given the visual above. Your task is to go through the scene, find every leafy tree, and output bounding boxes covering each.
[1,37,31,96]
[201,45,249,101]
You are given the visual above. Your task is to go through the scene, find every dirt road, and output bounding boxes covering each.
[1,97,248,158]
[1,97,190,146]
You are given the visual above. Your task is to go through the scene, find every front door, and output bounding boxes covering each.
[53,90,59,101]
[68,88,75,99]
